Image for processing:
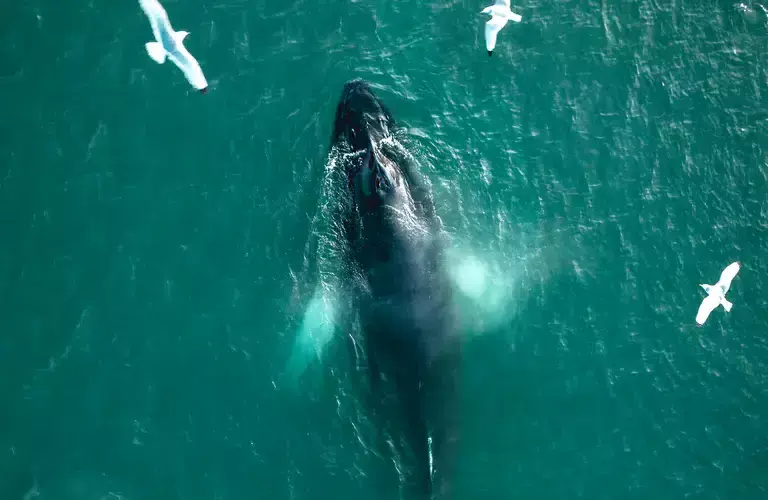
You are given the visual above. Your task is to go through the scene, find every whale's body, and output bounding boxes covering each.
[331,79,461,498]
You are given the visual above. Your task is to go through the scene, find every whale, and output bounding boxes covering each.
[327,79,462,498]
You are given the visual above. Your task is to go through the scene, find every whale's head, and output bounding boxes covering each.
[333,79,394,151]
[332,80,410,213]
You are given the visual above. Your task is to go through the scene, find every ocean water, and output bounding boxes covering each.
[1,0,767,498]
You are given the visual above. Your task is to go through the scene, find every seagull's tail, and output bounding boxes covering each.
[721,297,733,312]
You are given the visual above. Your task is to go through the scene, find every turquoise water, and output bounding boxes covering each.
[2,0,768,498]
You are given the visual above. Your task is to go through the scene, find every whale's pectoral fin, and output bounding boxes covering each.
[173,30,189,44]
[444,247,517,335]
[145,42,166,64]
[282,284,339,387]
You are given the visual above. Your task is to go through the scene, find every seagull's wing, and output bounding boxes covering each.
[139,0,170,24]
[495,0,511,8]
[139,0,172,39]
[696,294,720,325]
[485,16,509,52]
[716,262,740,294]
[171,49,208,90]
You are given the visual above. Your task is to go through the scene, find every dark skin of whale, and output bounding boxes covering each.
[330,79,461,499]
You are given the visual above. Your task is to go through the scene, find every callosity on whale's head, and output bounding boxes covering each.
[332,79,409,212]
[332,79,394,151]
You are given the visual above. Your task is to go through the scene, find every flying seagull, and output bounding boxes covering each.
[481,0,522,56]
[695,261,740,325]
[139,0,208,93]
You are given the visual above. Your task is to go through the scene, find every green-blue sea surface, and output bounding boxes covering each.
[1,0,767,498]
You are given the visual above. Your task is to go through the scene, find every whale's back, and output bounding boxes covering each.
[354,210,459,498]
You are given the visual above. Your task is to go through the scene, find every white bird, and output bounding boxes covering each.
[481,0,522,56]
[139,0,208,93]
[695,261,740,325]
